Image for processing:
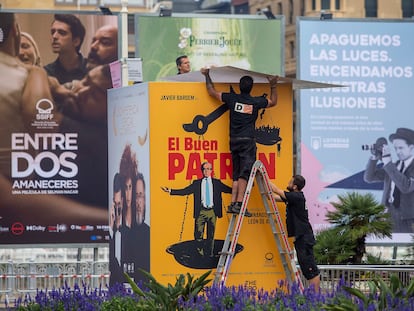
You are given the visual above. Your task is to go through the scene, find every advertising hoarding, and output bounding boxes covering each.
[0,11,119,244]
[298,18,414,240]
[107,81,294,289]
[136,15,284,81]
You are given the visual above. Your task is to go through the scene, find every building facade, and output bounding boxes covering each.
[249,0,414,77]
[2,0,413,76]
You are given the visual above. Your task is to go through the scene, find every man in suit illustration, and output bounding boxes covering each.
[162,161,232,256]
[364,128,414,233]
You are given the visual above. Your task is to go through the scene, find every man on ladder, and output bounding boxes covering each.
[271,175,321,292]
[200,67,279,217]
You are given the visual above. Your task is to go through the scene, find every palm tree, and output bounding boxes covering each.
[326,192,392,264]
[314,227,357,264]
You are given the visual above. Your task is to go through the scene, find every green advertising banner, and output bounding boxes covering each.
[136,15,283,81]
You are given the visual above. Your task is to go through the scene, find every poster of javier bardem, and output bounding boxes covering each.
[0,11,119,244]
[136,15,284,81]
[298,18,414,241]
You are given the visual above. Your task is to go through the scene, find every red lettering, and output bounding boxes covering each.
[258,153,276,179]
[184,137,192,150]
[168,153,185,179]
[203,153,217,170]
[184,137,219,151]
[219,153,232,179]
[167,152,275,181]
[168,137,179,151]
[186,153,202,179]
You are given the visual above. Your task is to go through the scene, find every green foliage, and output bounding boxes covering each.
[16,302,65,311]
[314,227,356,264]
[123,269,212,311]
[100,296,145,311]
[327,192,392,240]
[12,271,414,311]
[323,274,414,310]
[322,293,360,311]
[316,192,392,264]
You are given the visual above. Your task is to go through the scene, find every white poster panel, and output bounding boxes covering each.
[107,84,150,285]
[298,18,414,241]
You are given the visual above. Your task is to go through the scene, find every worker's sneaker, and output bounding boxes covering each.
[227,202,236,213]
[229,202,252,217]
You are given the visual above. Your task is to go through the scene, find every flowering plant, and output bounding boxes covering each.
[10,271,414,310]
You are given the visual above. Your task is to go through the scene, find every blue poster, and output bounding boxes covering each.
[298,19,414,240]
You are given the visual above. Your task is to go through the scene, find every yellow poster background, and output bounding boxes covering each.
[148,82,293,290]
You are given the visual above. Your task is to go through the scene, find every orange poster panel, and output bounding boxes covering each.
[148,82,293,290]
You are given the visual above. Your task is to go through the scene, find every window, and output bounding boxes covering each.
[321,0,330,10]
[365,0,377,17]
[289,40,295,59]
[289,0,293,24]
[335,0,341,10]
[402,0,414,18]
[300,0,305,16]
[312,0,316,10]
[277,3,283,15]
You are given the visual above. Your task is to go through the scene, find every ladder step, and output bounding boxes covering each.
[218,251,235,256]
[279,250,293,255]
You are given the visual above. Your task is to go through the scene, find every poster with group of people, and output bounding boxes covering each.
[0,11,119,244]
[298,18,414,240]
[107,84,150,285]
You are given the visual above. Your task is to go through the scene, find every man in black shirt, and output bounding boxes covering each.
[44,14,87,84]
[201,67,278,217]
[271,175,320,292]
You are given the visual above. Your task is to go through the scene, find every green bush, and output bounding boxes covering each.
[123,269,212,310]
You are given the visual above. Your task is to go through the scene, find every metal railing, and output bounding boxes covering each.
[0,261,413,300]
[304,264,414,292]
[0,260,109,301]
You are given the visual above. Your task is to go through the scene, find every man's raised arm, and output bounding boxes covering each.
[200,67,222,102]
[266,75,279,108]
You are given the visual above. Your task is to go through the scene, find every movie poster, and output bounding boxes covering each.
[0,11,119,244]
[107,80,294,290]
[298,18,414,240]
[107,83,150,285]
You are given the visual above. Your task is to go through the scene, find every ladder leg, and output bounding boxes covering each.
[256,162,304,292]
[213,164,260,287]
[214,160,304,292]
[213,214,237,286]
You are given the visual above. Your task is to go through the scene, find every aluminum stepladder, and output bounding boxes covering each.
[213,160,304,292]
